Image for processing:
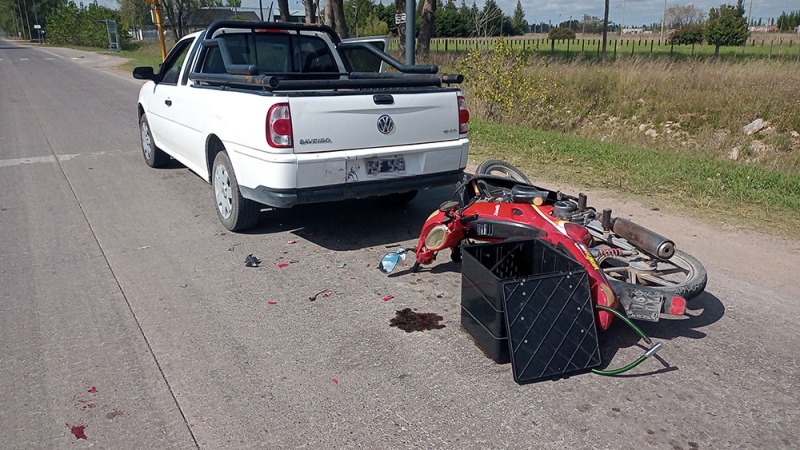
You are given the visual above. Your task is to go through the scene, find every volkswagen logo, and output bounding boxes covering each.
[377,115,394,135]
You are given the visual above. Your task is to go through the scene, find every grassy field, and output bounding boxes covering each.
[103,39,800,237]
[414,33,800,62]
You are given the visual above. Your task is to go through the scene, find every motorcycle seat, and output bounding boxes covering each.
[511,185,549,205]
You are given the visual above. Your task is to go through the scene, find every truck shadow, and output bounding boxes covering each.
[244,186,457,251]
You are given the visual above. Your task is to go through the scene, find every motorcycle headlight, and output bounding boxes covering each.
[424,224,449,251]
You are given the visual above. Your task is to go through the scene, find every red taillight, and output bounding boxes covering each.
[267,103,292,148]
[457,95,469,135]
[564,223,592,246]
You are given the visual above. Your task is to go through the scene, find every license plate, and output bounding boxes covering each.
[366,156,405,175]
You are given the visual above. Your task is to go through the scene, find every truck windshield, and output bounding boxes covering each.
[200,32,339,75]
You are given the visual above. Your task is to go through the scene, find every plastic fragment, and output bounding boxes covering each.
[87,387,96,393]
[245,254,261,267]
[382,295,394,302]
[267,301,277,305]
[331,378,339,384]
[277,263,289,269]
[66,423,87,440]
[309,290,333,301]
[337,262,346,269]
[287,239,297,244]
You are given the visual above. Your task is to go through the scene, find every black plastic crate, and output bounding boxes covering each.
[461,239,584,364]
[461,239,601,382]
[503,270,601,384]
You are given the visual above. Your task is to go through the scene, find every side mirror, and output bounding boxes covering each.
[132,66,156,81]
[378,248,406,274]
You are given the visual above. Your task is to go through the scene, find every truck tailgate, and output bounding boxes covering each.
[288,90,460,153]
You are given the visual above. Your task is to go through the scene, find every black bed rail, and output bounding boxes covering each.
[188,72,448,90]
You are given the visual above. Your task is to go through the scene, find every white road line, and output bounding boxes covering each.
[44,57,55,61]
[19,58,28,61]
[0,152,112,168]
[41,50,66,59]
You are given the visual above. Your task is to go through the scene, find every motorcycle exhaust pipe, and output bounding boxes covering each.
[611,217,676,260]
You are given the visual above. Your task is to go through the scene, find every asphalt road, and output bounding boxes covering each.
[1,39,798,449]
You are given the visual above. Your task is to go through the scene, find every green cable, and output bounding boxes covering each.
[591,304,660,376]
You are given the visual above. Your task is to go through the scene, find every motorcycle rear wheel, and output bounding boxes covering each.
[475,160,533,184]
[598,249,707,301]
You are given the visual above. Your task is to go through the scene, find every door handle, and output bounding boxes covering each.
[165,99,172,106]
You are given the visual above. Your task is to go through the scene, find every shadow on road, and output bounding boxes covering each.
[595,290,725,374]
[241,186,457,251]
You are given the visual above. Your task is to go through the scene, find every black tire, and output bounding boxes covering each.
[139,114,170,168]
[604,250,708,301]
[475,159,532,184]
[211,151,260,232]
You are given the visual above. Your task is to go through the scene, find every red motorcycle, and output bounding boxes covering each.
[380,160,707,331]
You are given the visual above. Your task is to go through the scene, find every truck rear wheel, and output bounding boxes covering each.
[140,114,170,168]
[212,151,260,231]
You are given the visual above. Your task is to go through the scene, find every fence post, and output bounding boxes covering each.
[650,40,654,55]
[551,39,555,53]
[670,41,674,57]
[631,40,635,56]
[614,40,617,59]
[582,39,585,52]
[769,40,773,59]
[691,42,695,56]
[567,38,570,53]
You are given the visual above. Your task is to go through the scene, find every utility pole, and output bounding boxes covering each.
[146,0,167,60]
[660,0,666,40]
[405,0,415,65]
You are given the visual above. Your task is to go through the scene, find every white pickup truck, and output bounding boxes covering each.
[133,20,470,231]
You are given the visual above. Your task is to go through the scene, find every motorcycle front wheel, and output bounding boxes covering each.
[597,248,707,300]
[475,159,533,184]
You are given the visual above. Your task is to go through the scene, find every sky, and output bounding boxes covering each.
[98,0,798,29]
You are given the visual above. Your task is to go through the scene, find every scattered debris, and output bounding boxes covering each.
[382,295,394,302]
[287,239,297,244]
[137,245,152,250]
[390,308,446,332]
[267,301,278,305]
[742,118,766,135]
[337,262,346,269]
[73,394,96,411]
[650,207,660,211]
[276,263,289,269]
[180,283,188,288]
[245,254,261,267]
[331,378,339,384]
[66,423,87,440]
[87,387,96,393]
[106,409,125,420]
[309,290,333,301]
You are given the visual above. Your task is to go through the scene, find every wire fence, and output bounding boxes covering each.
[393,35,800,62]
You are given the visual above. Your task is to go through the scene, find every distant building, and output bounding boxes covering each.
[622,27,645,34]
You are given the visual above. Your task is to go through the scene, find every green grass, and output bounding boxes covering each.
[415,36,800,62]
[468,119,800,237]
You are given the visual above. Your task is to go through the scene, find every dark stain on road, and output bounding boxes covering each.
[390,308,445,332]
[66,423,87,440]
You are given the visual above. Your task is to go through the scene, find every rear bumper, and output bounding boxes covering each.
[240,170,462,208]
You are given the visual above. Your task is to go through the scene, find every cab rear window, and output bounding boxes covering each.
[199,33,339,75]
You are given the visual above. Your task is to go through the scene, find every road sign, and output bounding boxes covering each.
[33,24,41,29]
[395,13,406,24]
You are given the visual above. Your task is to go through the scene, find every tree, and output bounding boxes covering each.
[548,27,575,40]
[510,0,526,35]
[118,0,151,35]
[417,0,436,56]
[473,0,503,37]
[435,0,467,37]
[706,0,747,57]
[665,4,705,28]
[669,23,704,44]
[776,10,800,32]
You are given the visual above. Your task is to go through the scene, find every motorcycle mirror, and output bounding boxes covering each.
[378,248,406,274]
